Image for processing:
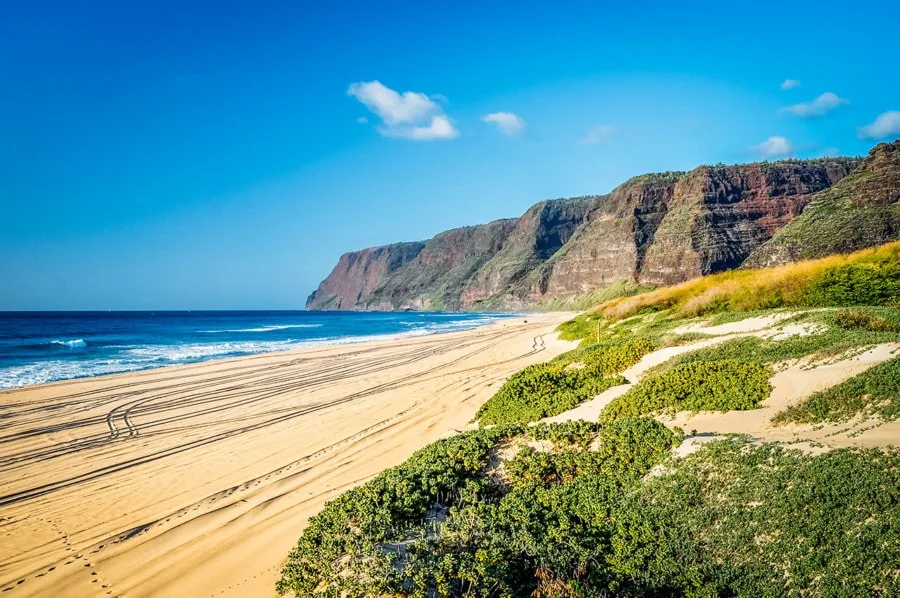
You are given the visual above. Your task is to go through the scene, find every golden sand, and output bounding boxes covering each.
[0,314,574,597]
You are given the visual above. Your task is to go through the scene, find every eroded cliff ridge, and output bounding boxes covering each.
[307,142,899,310]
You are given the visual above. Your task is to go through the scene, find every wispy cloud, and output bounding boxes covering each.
[482,112,526,137]
[780,79,802,91]
[780,92,848,118]
[858,111,900,140]
[580,125,615,145]
[750,136,793,158]
[347,80,458,140]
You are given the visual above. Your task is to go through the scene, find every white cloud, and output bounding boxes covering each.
[780,79,802,91]
[482,112,526,137]
[750,136,794,158]
[390,115,459,140]
[780,92,848,118]
[347,80,459,140]
[858,111,900,140]
[356,116,368,124]
[580,125,615,145]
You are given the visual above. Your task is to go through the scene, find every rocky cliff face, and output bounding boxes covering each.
[745,141,900,267]
[537,173,680,298]
[308,143,898,310]
[638,159,857,285]
[458,196,600,308]
[306,242,425,310]
[364,219,518,310]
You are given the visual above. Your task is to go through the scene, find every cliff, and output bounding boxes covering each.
[305,242,425,310]
[745,140,900,267]
[308,142,898,310]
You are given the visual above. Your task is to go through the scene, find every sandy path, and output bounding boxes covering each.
[0,313,574,598]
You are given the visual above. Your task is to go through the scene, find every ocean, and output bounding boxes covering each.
[0,311,519,389]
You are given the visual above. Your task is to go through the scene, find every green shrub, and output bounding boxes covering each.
[834,307,900,332]
[607,439,900,597]
[277,419,682,598]
[475,363,627,425]
[277,427,900,597]
[805,262,900,307]
[556,313,604,342]
[276,427,512,597]
[601,360,772,422]
[773,356,900,424]
[474,339,654,426]
[654,308,900,374]
[553,338,656,375]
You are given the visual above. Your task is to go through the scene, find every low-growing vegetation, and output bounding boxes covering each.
[475,339,654,425]
[475,364,626,425]
[596,240,899,321]
[654,308,900,374]
[600,360,772,422]
[277,424,900,597]
[773,355,900,425]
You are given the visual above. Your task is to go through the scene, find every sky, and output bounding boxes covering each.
[2,0,899,310]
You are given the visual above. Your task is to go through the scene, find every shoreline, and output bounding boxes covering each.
[0,311,542,392]
[0,312,574,597]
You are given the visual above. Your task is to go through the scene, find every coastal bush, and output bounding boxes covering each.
[600,360,772,422]
[475,339,654,425]
[553,338,656,375]
[277,419,682,598]
[805,262,900,307]
[555,312,603,342]
[607,439,900,597]
[275,427,512,597]
[773,356,900,425]
[277,426,900,597]
[834,307,900,332]
[474,363,627,425]
[652,308,900,375]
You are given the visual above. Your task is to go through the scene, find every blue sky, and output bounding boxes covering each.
[2,0,899,310]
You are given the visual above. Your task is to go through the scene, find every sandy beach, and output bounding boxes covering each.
[0,313,574,598]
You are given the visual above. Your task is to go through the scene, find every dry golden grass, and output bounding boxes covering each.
[596,241,900,321]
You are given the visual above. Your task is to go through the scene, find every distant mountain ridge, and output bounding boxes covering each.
[307,141,900,310]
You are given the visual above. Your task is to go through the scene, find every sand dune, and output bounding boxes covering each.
[548,318,899,448]
[0,314,574,598]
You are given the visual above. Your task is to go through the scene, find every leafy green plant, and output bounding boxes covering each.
[804,262,900,307]
[607,439,900,597]
[601,360,772,421]
[654,308,900,374]
[474,339,654,425]
[475,364,627,425]
[834,307,900,332]
[277,426,900,597]
[553,338,656,374]
[277,419,683,597]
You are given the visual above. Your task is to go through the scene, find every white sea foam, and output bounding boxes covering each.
[50,339,87,348]
[0,359,137,388]
[199,324,323,333]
